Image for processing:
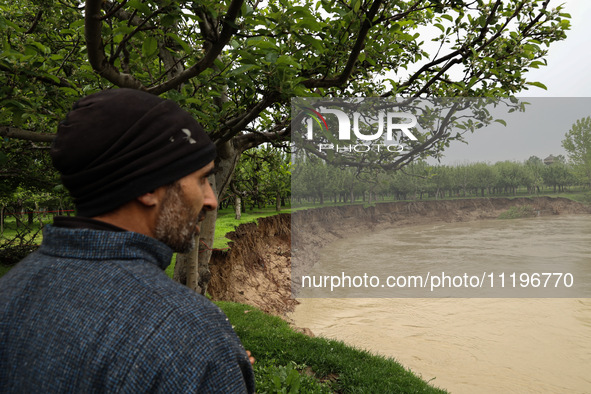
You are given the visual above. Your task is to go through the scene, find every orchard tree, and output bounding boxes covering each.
[562,116,591,187]
[542,161,574,192]
[230,145,290,212]
[494,161,525,195]
[525,155,544,193]
[0,0,570,293]
[469,162,497,197]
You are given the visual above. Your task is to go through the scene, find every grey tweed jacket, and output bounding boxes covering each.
[0,225,255,393]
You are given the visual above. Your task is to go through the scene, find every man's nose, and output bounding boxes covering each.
[203,180,218,211]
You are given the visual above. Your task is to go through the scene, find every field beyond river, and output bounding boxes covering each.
[209,197,591,393]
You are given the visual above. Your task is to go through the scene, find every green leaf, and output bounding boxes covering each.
[142,36,158,57]
[113,25,136,36]
[160,14,177,27]
[246,37,277,50]
[58,87,79,97]
[275,55,300,68]
[265,51,278,64]
[166,33,192,53]
[127,0,152,16]
[43,74,61,84]
[526,81,547,90]
[528,60,544,69]
[224,20,240,30]
[228,64,258,76]
[70,19,85,29]
[213,58,225,70]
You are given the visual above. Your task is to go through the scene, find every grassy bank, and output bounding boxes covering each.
[218,301,447,393]
[213,206,293,248]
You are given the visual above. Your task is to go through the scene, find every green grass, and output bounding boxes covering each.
[551,190,591,204]
[498,205,535,219]
[1,216,49,245]
[0,217,48,266]
[0,264,13,277]
[218,301,447,393]
[213,206,293,249]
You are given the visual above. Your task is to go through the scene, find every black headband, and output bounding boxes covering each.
[51,88,216,217]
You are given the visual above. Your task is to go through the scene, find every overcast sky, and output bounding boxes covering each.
[437,0,591,165]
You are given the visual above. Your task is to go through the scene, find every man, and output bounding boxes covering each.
[0,89,255,392]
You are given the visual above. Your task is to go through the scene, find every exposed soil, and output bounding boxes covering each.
[208,197,591,317]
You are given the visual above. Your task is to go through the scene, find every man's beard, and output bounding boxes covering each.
[154,182,202,253]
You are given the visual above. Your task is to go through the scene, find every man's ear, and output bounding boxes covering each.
[136,189,161,207]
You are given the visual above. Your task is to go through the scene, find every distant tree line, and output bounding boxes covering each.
[291,155,580,205]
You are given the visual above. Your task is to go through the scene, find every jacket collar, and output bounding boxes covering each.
[40,225,174,270]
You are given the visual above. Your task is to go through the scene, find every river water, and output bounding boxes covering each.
[290,215,591,393]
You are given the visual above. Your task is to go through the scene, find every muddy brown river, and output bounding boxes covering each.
[290,215,591,393]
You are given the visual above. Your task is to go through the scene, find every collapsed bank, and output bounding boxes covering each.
[208,196,591,315]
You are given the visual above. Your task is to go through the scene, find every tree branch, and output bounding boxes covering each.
[236,121,291,151]
[302,0,384,89]
[147,0,244,95]
[100,0,129,21]
[85,0,145,90]
[0,63,78,89]
[383,0,524,97]
[109,8,162,64]
[0,127,55,143]
[302,0,424,90]
[101,0,144,26]
[24,10,43,34]
[214,91,282,144]
[522,0,550,36]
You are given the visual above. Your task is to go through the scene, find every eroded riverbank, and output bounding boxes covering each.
[209,197,591,314]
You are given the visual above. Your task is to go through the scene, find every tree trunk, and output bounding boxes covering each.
[235,195,241,220]
[195,182,217,295]
[178,247,197,289]
[275,191,281,212]
[0,205,4,237]
[173,253,187,285]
